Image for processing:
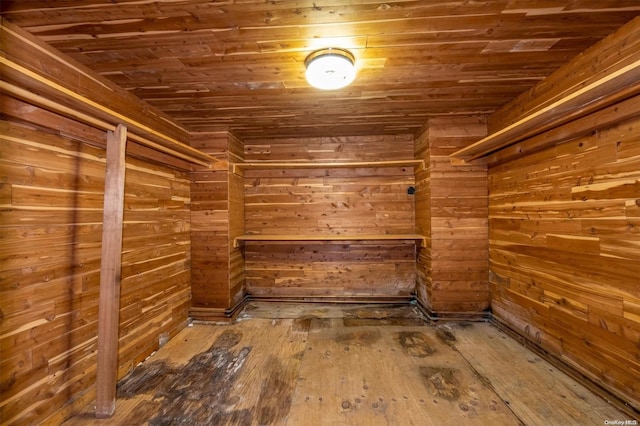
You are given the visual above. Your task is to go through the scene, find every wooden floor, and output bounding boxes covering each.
[64,302,631,425]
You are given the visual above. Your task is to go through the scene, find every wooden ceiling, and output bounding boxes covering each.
[1,1,639,140]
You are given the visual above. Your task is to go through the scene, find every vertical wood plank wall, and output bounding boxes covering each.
[488,108,640,410]
[415,117,490,316]
[190,133,245,318]
[242,135,417,299]
[0,101,192,425]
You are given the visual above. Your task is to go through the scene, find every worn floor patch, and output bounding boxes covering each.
[396,331,436,357]
[117,330,257,425]
[419,366,463,401]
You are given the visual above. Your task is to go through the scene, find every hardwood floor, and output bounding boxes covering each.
[64,302,631,425]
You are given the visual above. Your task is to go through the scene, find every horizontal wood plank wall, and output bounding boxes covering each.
[0,19,205,163]
[489,107,640,410]
[190,133,233,311]
[242,135,417,299]
[415,117,489,316]
[243,240,416,299]
[487,19,640,411]
[0,107,191,425]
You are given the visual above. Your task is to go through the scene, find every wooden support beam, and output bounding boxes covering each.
[96,124,128,418]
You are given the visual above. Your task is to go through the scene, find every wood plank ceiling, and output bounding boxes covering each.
[1,1,639,139]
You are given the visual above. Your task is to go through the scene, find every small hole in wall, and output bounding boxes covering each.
[407,186,416,195]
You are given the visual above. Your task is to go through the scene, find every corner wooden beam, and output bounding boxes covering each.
[96,124,128,418]
[450,58,640,161]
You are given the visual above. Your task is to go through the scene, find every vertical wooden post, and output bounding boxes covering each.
[95,124,127,418]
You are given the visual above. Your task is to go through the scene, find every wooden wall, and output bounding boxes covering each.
[489,108,640,410]
[242,135,418,299]
[190,133,245,318]
[415,117,489,316]
[0,101,192,425]
[0,20,197,424]
[487,18,640,411]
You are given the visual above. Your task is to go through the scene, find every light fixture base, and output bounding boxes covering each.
[305,48,356,90]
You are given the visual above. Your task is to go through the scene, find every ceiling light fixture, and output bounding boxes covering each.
[305,48,356,90]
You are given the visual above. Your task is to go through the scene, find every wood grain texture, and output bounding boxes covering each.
[189,133,234,311]
[61,303,629,425]
[95,124,127,418]
[242,135,418,300]
[1,95,196,171]
[489,109,640,411]
[0,115,191,425]
[451,322,629,424]
[482,95,640,167]
[486,21,640,412]
[2,2,638,138]
[415,116,489,315]
[488,16,640,134]
[454,17,640,161]
[244,240,417,299]
[189,132,246,317]
[0,19,215,167]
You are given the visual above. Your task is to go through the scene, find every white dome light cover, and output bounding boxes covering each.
[305,48,356,90]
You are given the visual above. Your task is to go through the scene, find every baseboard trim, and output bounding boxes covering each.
[190,295,415,322]
[414,297,491,322]
[190,295,250,323]
[247,295,414,304]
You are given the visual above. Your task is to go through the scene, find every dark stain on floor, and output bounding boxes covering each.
[312,318,333,328]
[292,317,313,332]
[255,356,294,424]
[116,330,266,425]
[396,331,436,357]
[435,326,458,347]
[116,359,177,399]
[419,366,462,401]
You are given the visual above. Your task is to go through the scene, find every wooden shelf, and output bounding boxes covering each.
[233,234,427,248]
[450,56,640,162]
[232,160,425,174]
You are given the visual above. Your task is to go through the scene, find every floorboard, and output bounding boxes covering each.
[449,322,626,425]
[63,302,631,425]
